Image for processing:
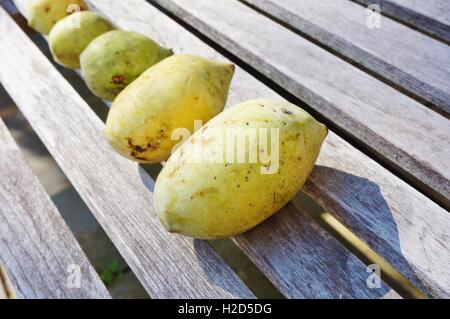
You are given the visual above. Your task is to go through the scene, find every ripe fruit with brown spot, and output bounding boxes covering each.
[154,99,328,239]
[104,54,235,163]
[80,30,173,100]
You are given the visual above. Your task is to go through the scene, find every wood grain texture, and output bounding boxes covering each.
[155,0,450,211]
[236,202,401,298]
[0,4,253,299]
[9,0,400,298]
[304,133,450,298]
[0,118,110,299]
[353,0,450,44]
[242,0,450,118]
[87,0,448,297]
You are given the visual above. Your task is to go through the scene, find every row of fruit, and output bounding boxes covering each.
[27,0,327,239]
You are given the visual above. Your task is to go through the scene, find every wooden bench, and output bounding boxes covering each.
[0,0,448,298]
[353,0,450,45]
[0,118,110,298]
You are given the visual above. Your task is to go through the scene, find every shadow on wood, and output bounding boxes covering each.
[304,166,428,297]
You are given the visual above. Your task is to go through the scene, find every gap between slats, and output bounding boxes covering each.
[0,115,110,298]
[292,193,426,299]
[0,264,16,299]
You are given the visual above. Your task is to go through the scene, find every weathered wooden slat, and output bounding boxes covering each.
[353,0,450,44]
[0,118,110,299]
[87,0,448,297]
[9,0,400,298]
[304,135,450,298]
[242,0,450,118]
[155,0,450,212]
[0,5,254,299]
[235,202,403,298]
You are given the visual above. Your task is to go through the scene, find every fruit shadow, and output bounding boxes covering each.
[303,165,429,296]
[138,161,427,297]
[193,165,429,298]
